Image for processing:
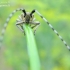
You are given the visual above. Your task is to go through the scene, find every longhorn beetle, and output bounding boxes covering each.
[0,8,70,50]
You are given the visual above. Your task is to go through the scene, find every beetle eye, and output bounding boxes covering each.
[30,15,32,17]
[24,15,25,17]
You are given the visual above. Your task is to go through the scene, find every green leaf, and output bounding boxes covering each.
[23,24,41,70]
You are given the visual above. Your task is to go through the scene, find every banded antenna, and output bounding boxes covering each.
[33,9,70,50]
[0,8,25,49]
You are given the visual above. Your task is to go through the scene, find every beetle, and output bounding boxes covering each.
[0,8,70,50]
[16,9,40,35]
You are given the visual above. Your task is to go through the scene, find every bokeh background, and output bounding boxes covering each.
[0,0,70,70]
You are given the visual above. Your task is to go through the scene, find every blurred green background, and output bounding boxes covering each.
[0,0,70,70]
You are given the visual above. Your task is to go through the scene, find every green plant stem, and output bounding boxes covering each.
[23,24,40,70]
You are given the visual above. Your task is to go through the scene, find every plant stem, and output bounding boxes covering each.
[23,24,40,70]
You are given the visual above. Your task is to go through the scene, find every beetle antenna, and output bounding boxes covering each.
[22,9,26,17]
[30,9,35,17]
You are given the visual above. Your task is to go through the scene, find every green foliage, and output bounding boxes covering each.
[23,24,40,70]
[0,0,70,70]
